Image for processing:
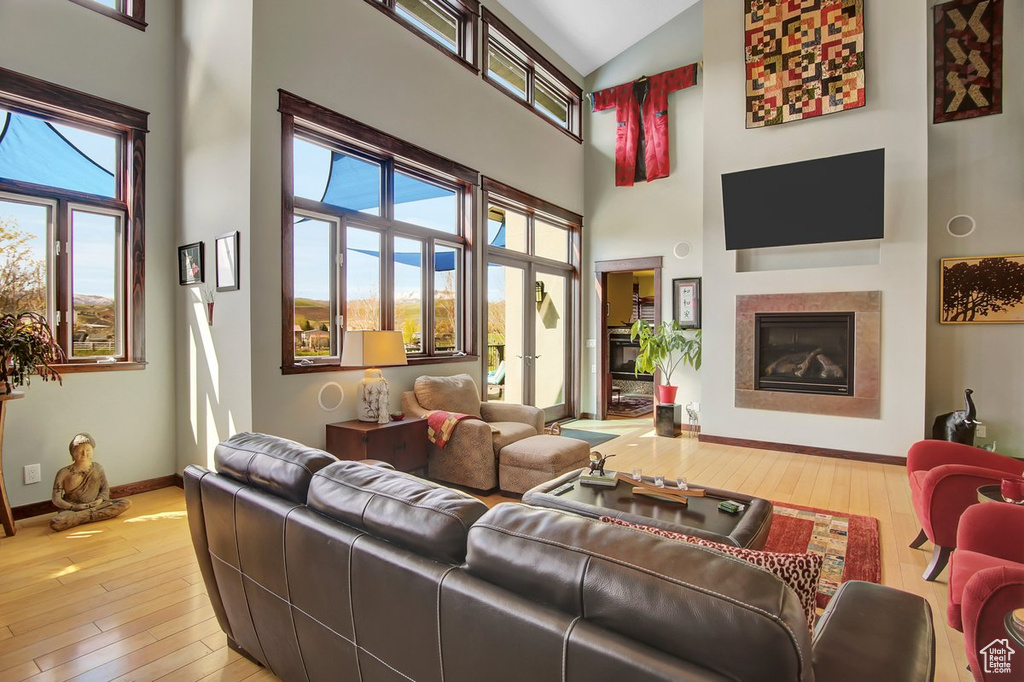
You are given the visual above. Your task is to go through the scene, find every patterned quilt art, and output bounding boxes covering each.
[745,0,866,128]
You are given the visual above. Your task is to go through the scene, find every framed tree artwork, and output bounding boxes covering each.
[178,242,203,286]
[673,277,701,329]
[941,254,1024,323]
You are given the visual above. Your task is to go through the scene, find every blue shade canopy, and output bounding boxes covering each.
[320,151,452,213]
[0,111,115,198]
[351,248,456,271]
[487,218,506,248]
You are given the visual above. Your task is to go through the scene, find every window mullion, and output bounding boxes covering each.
[55,200,70,357]
[334,216,346,358]
[383,232,395,332]
[424,239,435,355]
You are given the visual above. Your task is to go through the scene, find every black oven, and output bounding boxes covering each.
[609,327,652,381]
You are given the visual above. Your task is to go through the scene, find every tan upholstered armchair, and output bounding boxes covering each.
[401,374,544,491]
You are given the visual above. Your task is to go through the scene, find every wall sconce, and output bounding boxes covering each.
[535,281,545,305]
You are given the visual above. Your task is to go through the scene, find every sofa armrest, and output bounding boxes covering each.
[812,581,934,682]
[401,391,431,420]
[957,502,1024,563]
[480,402,544,434]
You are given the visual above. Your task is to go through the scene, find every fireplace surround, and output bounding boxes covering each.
[736,292,880,419]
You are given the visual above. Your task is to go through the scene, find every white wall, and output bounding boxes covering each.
[926,0,1024,456]
[582,3,705,415]
[237,0,585,450]
[176,0,255,471]
[0,0,178,505]
[701,0,930,457]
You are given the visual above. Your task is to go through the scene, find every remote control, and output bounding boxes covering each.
[551,482,575,496]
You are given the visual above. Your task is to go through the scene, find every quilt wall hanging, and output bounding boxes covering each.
[591,63,698,187]
[745,0,866,128]
[933,0,1003,123]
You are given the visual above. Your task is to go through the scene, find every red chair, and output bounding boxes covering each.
[947,502,1024,681]
[907,440,1024,580]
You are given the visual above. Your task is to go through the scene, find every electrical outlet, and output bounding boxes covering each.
[591,364,597,373]
[585,339,596,348]
[976,424,987,438]
[23,464,41,485]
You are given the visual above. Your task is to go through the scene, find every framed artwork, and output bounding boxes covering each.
[745,0,866,128]
[941,254,1024,324]
[178,242,204,286]
[933,0,1002,123]
[673,277,701,329]
[215,231,240,292]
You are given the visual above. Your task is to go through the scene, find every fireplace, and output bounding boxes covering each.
[609,327,652,381]
[755,313,854,396]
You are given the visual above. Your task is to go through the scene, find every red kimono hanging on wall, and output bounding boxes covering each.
[592,63,698,187]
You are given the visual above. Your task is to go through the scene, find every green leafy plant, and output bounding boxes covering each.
[630,320,701,387]
[0,312,64,393]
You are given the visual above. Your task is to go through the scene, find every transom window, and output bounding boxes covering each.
[0,68,148,370]
[280,91,476,373]
[67,0,147,31]
[365,0,478,69]
[482,8,582,141]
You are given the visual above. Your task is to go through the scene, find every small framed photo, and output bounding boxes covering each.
[178,242,204,286]
[215,231,240,292]
[673,277,701,328]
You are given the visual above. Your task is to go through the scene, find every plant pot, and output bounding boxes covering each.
[656,384,678,404]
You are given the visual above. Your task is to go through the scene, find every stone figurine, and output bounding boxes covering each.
[931,389,978,446]
[50,433,131,532]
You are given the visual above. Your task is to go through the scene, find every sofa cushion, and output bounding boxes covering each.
[214,432,337,504]
[414,374,481,417]
[467,504,812,682]
[601,516,823,632]
[307,460,488,564]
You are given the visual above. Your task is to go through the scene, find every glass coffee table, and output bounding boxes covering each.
[523,468,773,549]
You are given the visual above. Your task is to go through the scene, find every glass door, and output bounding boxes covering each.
[533,269,569,421]
[485,260,526,405]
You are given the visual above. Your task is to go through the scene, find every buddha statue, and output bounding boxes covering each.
[50,433,131,532]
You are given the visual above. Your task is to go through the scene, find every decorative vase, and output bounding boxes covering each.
[357,368,391,424]
[656,384,678,404]
[206,302,214,326]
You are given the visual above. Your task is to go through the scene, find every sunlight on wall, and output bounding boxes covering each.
[189,327,198,443]
[206,394,219,468]
[194,290,219,402]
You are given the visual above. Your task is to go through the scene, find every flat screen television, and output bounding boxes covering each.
[722,149,884,251]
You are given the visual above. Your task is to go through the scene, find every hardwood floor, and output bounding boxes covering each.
[0,420,969,681]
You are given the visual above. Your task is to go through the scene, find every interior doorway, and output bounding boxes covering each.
[594,257,663,421]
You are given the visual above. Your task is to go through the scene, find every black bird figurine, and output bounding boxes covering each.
[931,389,978,445]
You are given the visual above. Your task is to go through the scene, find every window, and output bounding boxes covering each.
[67,0,147,31]
[0,67,148,371]
[364,0,478,70]
[482,8,583,141]
[280,91,476,373]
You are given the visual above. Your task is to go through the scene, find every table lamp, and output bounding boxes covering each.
[340,330,408,423]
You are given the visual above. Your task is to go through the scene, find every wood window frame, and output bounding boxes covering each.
[0,67,148,373]
[362,0,479,74]
[279,90,478,375]
[481,176,583,417]
[67,0,147,31]
[481,8,583,143]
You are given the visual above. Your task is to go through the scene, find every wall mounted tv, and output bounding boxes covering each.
[722,149,884,251]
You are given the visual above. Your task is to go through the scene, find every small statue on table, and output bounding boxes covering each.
[588,451,615,477]
[50,433,131,532]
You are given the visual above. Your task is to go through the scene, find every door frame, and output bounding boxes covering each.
[594,256,663,421]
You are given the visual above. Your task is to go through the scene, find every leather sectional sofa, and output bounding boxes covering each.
[185,433,935,682]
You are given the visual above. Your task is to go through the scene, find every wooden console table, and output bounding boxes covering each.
[325,418,428,473]
[0,391,25,537]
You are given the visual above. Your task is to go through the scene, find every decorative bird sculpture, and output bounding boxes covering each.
[931,388,978,445]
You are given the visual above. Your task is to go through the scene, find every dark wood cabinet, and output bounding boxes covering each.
[325,418,429,472]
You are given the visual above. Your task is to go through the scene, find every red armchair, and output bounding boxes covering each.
[907,440,1024,580]
[947,502,1024,681]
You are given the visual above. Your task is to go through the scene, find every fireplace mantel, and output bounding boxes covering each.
[735,292,881,419]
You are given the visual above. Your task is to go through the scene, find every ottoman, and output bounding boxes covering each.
[499,435,590,496]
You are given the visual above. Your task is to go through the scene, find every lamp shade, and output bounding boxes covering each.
[340,330,408,367]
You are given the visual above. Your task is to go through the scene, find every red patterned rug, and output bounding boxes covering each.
[764,502,881,609]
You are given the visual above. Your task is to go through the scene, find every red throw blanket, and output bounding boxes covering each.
[426,411,476,449]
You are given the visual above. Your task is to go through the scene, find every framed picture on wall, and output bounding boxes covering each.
[940,254,1024,323]
[178,242,204,286]
[215,231,240,291]
[673,277,701,328]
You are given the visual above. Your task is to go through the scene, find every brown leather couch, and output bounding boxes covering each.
[185,433,935,682]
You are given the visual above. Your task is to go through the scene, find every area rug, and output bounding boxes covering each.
[556,428,618,447]
[607,395,653,417]
[764,502,881,609]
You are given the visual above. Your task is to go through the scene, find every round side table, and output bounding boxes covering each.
[978,484,1006,504]
[1007,609,1024,648]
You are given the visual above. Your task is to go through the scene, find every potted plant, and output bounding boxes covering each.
[0,312,64,395]
[630,319,701,404]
